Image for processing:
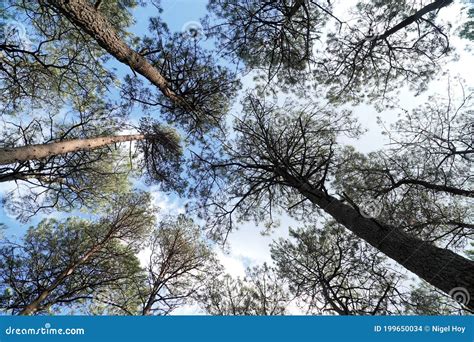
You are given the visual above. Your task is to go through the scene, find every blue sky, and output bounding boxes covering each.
[0,1,210,234]
[0,0,473,315]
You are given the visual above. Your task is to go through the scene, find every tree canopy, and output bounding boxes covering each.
[0,0,472,316]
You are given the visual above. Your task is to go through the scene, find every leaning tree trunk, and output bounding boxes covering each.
[19,241,105,315]
[0,134,145,165]
[45,0,192,112]
[378,0,453,41]
[278,170,474,310]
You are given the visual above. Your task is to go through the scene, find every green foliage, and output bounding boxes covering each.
[460,7,474,41]
[206,0,326,85]
[122,16,240,138]
[197,264,289,315]
[0,191,155,315]
[0,0,471,317]
[190,94,361,241]
[93,214,218,315]
[207,0,454,104]
[271,221,408,315]
[271,221,467,315]
[404,282,467,315]
[333,87,473,248]
[137,117,185,192]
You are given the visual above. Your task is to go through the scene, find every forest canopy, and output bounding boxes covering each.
[0,0,472,315]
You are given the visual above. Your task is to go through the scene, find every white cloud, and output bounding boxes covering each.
[215,248,247,278]
[149,189,185,219]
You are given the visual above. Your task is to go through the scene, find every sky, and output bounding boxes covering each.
[0,0,473,315]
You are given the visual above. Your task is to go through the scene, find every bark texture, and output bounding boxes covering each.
[279,170,474,310]
[46,0,192,111]
[0,134,145,165]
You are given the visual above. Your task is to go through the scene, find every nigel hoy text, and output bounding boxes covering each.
[432,325,465,334]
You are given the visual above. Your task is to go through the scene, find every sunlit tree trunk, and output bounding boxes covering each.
[45,0,190,110]
[0,134,144,165]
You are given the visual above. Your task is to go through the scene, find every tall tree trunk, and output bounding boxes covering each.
[45,0,192,112]
[278,170,474,310]
[0,134,144,165]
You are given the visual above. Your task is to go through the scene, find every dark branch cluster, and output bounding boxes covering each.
[122,17,240,138]
[334,84,473,248]
[206,0,330,84]
[208,0,455,103]
[138,117,185,193]
[197,263,290,315]
[189,94,360,242]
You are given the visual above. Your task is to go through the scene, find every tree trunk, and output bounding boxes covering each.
[279,171,474,310]
[142,297,155,316]
[378,0,453,40]
[45,0,191,111]
[18,242,104,315]
[0,134,144,165]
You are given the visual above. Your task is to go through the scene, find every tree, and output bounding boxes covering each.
[207,0,454,102]
[271,221,466,315]
[334,84,473,247]
[0,0,140,115]
[190,94,474,310]
[403,282,468,315]
[0,0,239,219]
[0,0,154,219]
[0,0,471,317]
[1,0,238,217]
[138,215,217,315]
[0,114,182,221]
[0,191,155,315]
[45,0,239,137]
[197,264,290,315]
[121,19,240,136]
[92,214,218,316]
[206,0,327,84]
[460,6,474,41]
[316,0,454,103]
